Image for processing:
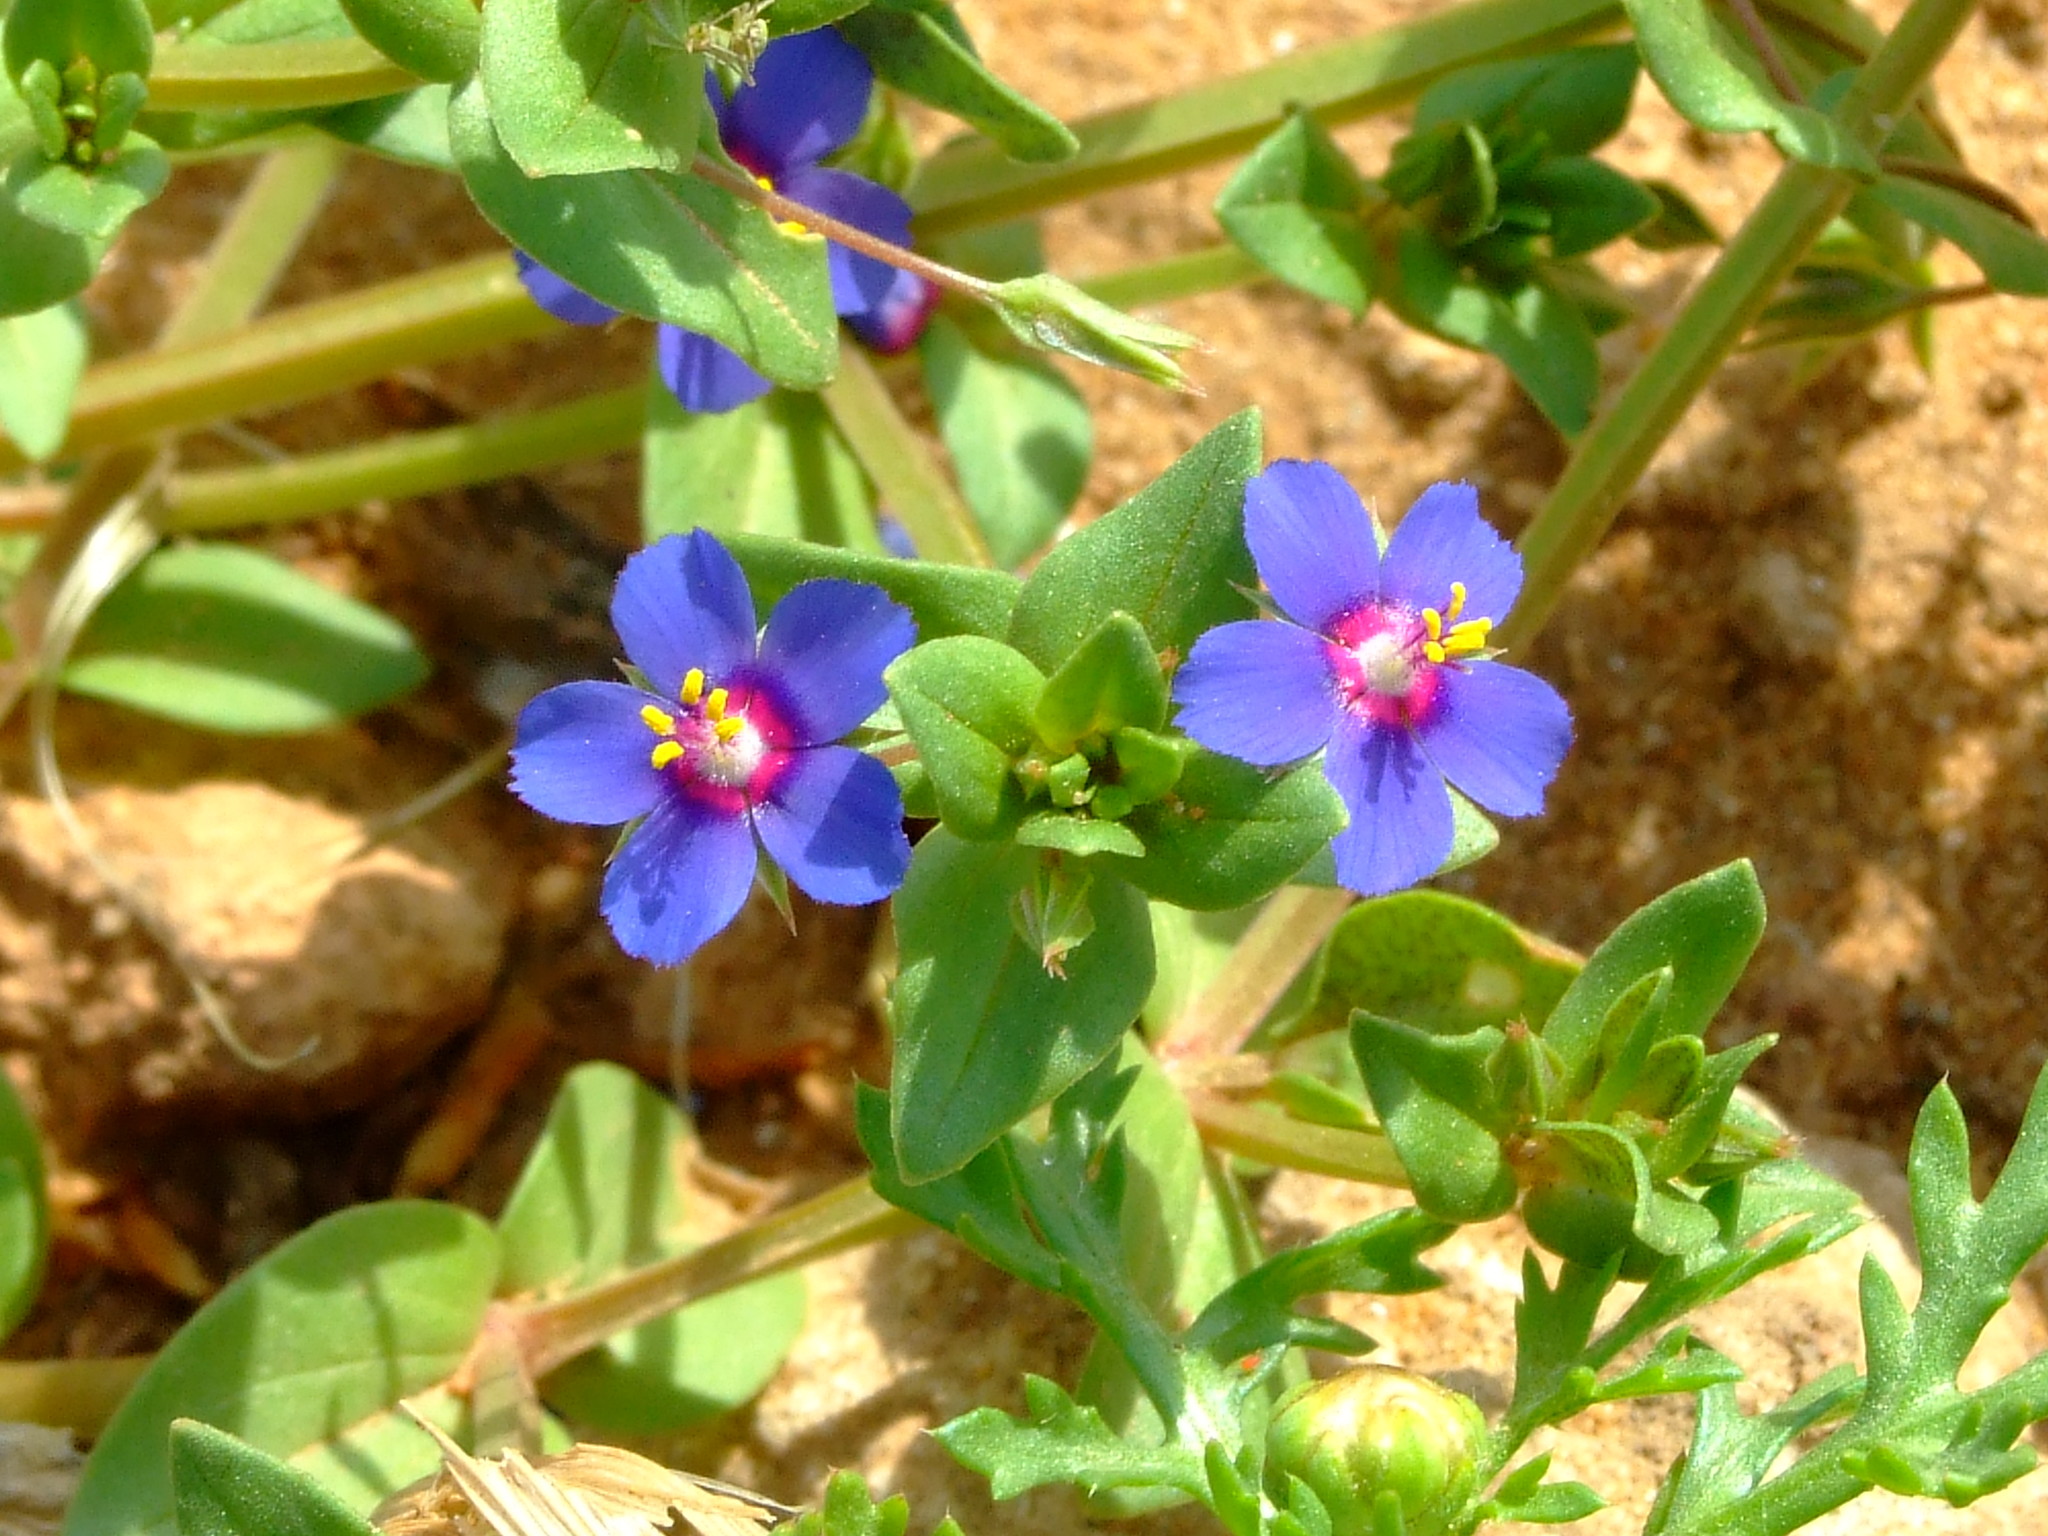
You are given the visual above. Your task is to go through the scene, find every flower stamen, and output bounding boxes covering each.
[641,704,676,734]
[650,740,685,770]
[680,668,705,705]
[1420,583,1491,665]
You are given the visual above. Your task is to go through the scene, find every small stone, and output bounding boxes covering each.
[1736,547,1842,665]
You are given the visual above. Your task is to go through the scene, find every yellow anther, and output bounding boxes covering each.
[705,687,729,722]
[760,174,808,236]
[1424,640,1448,665]
[1422,607,1445,642]
[1446,581,1467,622]
[650,740,685,770]
[641,704,676,735]
[1439,616,1493,660]
[680,668,705,706]
[715,716,746,743]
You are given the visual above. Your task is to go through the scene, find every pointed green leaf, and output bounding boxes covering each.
[0,298,86,462]
[935,1375,1206,1501]
[920,314,1091,568]
[1866,172,2048,297]
[1015,811,1144,859]
[839,0,1076,165]
[890,831,1153,1181]
[1522,156,1658,258]
[449,78,838,389]
[171,1423,376,1536]
[1412,44,1639,156]
[722,530,1021,640]
[1124,749,1344,912]
[1632,177,1721,249]
[1008,408,1260,670]
[64,1202,499,1536]
[0,1065,47,1342]
[1350,1014,1516,1221]
[1214,111,1378,314]
[5,0,155,80]
[1032,611,1167,748]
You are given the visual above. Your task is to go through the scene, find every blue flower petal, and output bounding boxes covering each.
[753,745,910,905]
[843,262,937,354]
[514,252,619,327]
[1244,460,1383,632]
[598,793,758,966]
[714,28,872,176]
[777,165,913,317]
[1378,481,1523,624]
[754,579,916,745]
[1417,661,1572,818]
[657,326,774,415]
[1173,619,1340,767]
[613,530,759,697]
[1323,720,1454,897]
[509,681,667,825]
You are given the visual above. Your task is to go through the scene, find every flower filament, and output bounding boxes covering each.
[1420,582,1492,665]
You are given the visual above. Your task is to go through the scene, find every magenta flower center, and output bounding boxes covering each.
[1325,582,1494,729]
[640,667,789,814]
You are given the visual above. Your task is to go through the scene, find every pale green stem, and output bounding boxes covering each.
[820,337,994,567]
[1155,886,1353,1067]
[512,1175,916,1380]
[147,36,418,112]
[1081,244,1265,311]
[1503,0,1982,649]
[0,254,555,480]
[1187,1092,1409,1187]
[908,0,1621,234]
[161,386,643,532]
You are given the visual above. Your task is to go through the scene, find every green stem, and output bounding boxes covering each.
[162,386,644,532]
[908,0,1621,235]
[1156,886,1353,1066]
[820,337,994,567]
[1187,1092,1409,1187]
[147,37,418,112]
[1080,244,1265,311]
[512,1175,916,1380]
[1502,0,1980,649]
[0,254,555,480]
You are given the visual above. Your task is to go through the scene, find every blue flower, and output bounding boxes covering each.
[1172,462,1572,897]
[510,530,916,965]
[516,28,937,415]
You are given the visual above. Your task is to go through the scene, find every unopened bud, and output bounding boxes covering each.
[1265,1366,1486,1536]
[987,274,1203,391]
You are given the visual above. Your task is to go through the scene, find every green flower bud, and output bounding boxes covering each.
[1265,1366,1487,1536]
[987,273,1202,392]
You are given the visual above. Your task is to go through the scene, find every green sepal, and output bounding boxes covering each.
[170,1421,377,1536]
[1124,750,1343,912]
[93,68,147,150]
[884,635,1043,840]
[1518,1119,1651,1273]
[1648,1032,1775,1182]
[20,59,69,158]
[839,0,1076,164]
[1349,1015,1516,1222]
[1214,110,1379,314]
[1385,119,1497,246]
[1577,967,1674,1125]
[1045,750,1090,807]
[337,0,480,83]
[1015,811,1143,860]
[1520,156,1658,258]
[1031,611,1168,752]
[1008,409,1260,671]
[1631,178,1721,249]
[1107,727,1188,806]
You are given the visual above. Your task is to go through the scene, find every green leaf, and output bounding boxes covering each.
[935,1375,1207,1501]
[0,1064,48,1342]
[63,543,430,734]
[316,86,455,170]
[1031,611,1167,749]
[920,314,1090,568]
[1349,1015,1516,1221]
[1623,0,1876,173]
[5,0,155,80]
[722,530,1021,640]
[479,0,704,177]
[1866,173,2048,297]
[170,1422,376,1536]
[336,0,479,82]
[1539,860,1765,1101]
[839,0,1075,164]
[1521,156,1657,258]
[1519,1120,1652,1271]
[884,635,1042,840]
[0,178,106,319]
[889,831,1154,1181]
[64,1201,499,1536]
[785,1471,912,1536]
[1289,889,1578,1044]
[0,298,87,462]
[7,133,169,240]
[644,385,881,551]
[449,78,838,390]
[496,1063,804,1432]
[1015,811,1144,859]
[1214,111,1378,314]
[1123,750,1344,912]
[1631,177,1721,249]
[1414,45,1639,156]
[1008,409,1260,671]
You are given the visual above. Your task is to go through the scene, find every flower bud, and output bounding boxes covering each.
[1264,1366,1487,1536]
[987,274,1202,391]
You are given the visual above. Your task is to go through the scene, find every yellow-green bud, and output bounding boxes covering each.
[1264,1366,1487,1536]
